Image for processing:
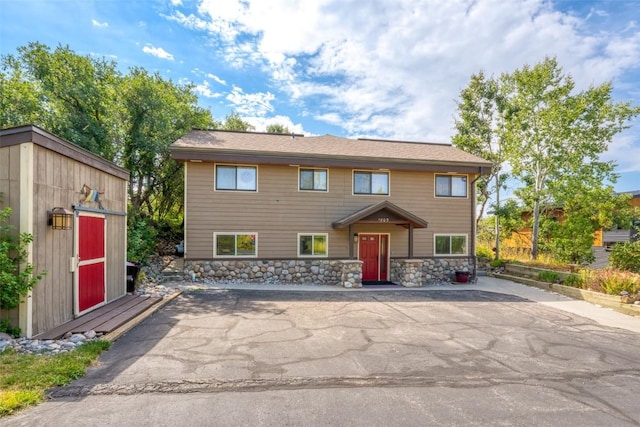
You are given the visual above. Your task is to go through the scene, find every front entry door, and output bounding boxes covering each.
[359,234,389,281]
[76,213,106,315]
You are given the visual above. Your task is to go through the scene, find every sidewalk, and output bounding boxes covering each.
[171,276,640,334]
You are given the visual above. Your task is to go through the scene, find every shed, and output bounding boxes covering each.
[0,125,129,337]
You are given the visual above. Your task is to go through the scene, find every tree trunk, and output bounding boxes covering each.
[494,175,500,260]
[531,199,540,260]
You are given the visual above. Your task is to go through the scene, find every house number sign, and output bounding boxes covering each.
[377,217,389,222]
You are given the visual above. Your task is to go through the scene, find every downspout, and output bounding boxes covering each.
[470,168,483,281]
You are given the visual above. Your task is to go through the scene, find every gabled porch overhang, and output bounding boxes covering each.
[332,201,429,259]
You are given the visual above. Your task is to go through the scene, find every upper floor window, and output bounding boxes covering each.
[354,171,389,195]
[216,165,257,191]
[435,175,467,197]
[299,168,328,191]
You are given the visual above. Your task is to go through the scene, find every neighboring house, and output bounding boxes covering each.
[503,191,640,253]
[170,130,491,287]
[0,125,129,337]
[603,190,640,250]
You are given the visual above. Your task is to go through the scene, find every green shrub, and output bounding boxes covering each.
[476,245,494,260]
[0,205,46,315]
[562,273,583,288]
[583,269,640,295]
[490,259,506,268]
[126,219,158,264]
[0,319,20,338]
[610,240,640,273]
[537,270,560,283]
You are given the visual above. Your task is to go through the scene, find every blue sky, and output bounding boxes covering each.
[1,0,639,193]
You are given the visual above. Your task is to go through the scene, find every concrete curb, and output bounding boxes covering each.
[102,291,183,342]
[491,272,640,318]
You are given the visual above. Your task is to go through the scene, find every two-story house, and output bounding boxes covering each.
[170,130,491,287]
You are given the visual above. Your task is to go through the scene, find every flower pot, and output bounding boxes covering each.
[455,271,469,283]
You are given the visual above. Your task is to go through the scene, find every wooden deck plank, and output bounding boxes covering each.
[35,295,139,340]
[71,296,154,333]
[91,297,162,333]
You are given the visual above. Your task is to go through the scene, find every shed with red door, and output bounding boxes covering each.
[0,125,129,338]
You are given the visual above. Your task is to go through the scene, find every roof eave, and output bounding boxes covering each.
[170,147,492,174]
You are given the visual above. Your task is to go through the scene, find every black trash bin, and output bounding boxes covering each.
[126,262,140,293]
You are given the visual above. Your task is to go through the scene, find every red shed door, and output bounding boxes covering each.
[76,214,106,314]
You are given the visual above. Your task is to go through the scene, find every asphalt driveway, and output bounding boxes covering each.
[5,284,640,426]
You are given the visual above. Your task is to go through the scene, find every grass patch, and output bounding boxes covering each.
[537,270,560,284]
[0,340,110,417]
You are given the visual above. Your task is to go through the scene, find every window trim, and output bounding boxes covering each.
[434,174,468,198]
[298,167,329,192]
[352,169,390,196]
[297,233,329,257]
[213,232,258,258]
[433,233,468,256]
[214,163,258,192]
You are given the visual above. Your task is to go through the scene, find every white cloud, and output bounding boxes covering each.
[170,0,182,5]
[92,19,108,28]
[207,73,226,85]
[244,115,306,134]
[226,85,275,116]
[142,45,174,61]
[171,0,640,148]
[194,80,223,99]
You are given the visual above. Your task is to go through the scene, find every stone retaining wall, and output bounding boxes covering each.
[391,258,473,284]
[185,259,343,285]
[185,257,475,287]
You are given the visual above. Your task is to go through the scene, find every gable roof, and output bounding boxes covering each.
[170,130,492,174]
[332,201,430,229]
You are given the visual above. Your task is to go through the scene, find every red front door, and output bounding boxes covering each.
[77,214,106,314]
[359,234,389,281]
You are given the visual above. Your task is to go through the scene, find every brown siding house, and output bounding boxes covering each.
[0,125,129,337]
[170,130,491,287]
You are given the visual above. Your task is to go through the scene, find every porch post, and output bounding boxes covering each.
[408,223,414,258]
[349,224,354,259]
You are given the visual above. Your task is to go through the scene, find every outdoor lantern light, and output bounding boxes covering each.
[48,207,73,230]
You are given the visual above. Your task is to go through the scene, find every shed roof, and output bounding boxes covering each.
[0,125,129,181]
[171,130,492,173]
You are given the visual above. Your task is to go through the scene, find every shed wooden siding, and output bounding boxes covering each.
[0,144,22,327]
[0,142,127,336]
[29,144,127,335]
[184,162,474,259]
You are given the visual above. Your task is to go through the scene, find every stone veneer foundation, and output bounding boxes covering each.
[185,257,474,288]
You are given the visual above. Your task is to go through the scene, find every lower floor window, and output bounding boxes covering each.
[215,233,257,257]
[298,233,328,257]
[435,234,467,255]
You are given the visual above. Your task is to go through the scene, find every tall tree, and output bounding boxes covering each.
[452,71,509,258]
[0,43,216,229]
[266,123,290,134]
[1,42,122,160]
[502,57,640,259]
[221,112,254,131]
[120,67,214,222]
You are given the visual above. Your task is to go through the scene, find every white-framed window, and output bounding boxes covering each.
[214,232,258,257]
[299,168,328,191]
[353,170,389,195]
[434,234,468,256]
[298,233,328,257]
[215,164,257,191]
[435,175,467,197]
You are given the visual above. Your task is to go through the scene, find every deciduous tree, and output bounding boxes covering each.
[503,57,639,259]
